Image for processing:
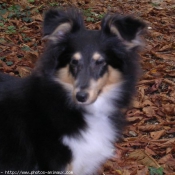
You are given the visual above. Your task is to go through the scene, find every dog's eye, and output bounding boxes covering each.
[70,59,78,66]
[96,59,106,66]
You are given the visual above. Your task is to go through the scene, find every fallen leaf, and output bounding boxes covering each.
[151,51,175,61]
[128,149,160,168]
[142,106,156,117]
[145,147,157,156]
[150,130,166,140]
[158,154,172,164]
[162,104,175,115]
[138,125,162,132]
[16,66,32,77]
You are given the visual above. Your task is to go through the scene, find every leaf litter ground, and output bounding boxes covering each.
[0,0,175,174]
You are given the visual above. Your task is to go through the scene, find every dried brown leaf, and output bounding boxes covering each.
[127,116,143,122]
[150,130,166,140]
[16,66,32,77]
[142,99,154,107]
[158,154,172,164]
[159,43,173,51]
[151,51,175,61]
[137,166,149,175]
[142,106,156,117]
[128,150,160,168]
[122,170,130,175]
[162,103,175,115]
[138,125,162,131]
[145,147,157,156]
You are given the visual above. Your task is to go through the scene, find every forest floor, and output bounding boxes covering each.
[0,0,175,174]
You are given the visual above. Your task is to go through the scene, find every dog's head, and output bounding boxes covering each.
[39,8,145,105]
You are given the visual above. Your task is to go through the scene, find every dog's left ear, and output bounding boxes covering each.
[101,14,146,49]
[43,8,84,42]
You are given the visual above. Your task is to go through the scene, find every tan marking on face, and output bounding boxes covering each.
[73,72,109,104]
[102,65,123,93]
[87,66,123,103]
[87,74,108,103]
[78,66,123,104]
[92,52,102,61]
[56,64,123,105]
[72,52,82,60]
[106,65,122,85]
[72,66,123,104]
[55,65,75,91]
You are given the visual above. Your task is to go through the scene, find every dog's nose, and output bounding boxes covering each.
[76,91,88,103]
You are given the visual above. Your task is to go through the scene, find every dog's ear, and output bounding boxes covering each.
[43,8,84,42]
[101,14,146,49]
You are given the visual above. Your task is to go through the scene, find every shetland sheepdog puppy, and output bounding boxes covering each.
[0,8,145,175]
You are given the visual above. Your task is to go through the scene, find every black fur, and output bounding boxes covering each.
[0,8,145,174]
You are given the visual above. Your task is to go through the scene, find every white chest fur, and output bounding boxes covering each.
[62,87,120,175]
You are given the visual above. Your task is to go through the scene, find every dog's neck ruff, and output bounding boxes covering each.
[63,84,122,175]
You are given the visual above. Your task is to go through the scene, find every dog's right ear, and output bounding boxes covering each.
[43,9,84,42]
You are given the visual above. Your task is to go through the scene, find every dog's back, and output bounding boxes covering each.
[0,8,145,175]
